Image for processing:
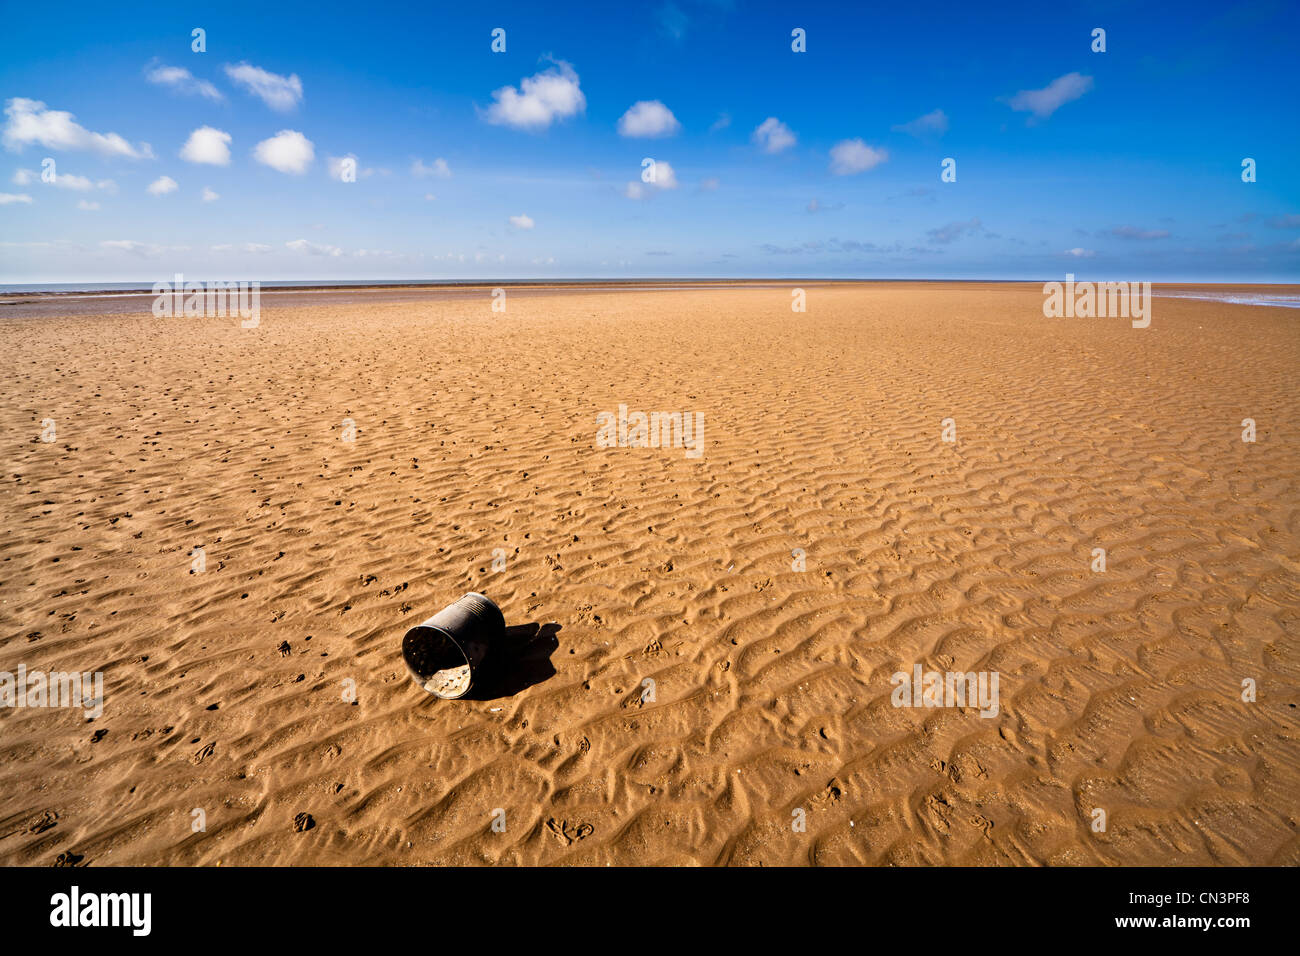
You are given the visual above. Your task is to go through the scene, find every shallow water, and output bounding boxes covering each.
[1155,292,1300,308]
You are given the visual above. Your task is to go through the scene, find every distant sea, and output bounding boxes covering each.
[0,279,621,294]
[3,280,1298,309]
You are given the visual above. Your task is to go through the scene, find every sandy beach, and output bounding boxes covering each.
[1,281,1297,866]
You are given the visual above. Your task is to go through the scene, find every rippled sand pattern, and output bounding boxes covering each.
[1,283,1297,866]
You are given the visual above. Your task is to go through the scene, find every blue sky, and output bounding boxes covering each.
[1,0,1297,282]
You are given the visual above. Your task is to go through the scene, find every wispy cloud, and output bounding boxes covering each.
[209,242,271,254]
[760,238,906,256]
[47,173,93,190]
[328,154,375,181]
[224,62,303,111]
[751,117,796,154]
[1005,72,1093,121]
[287,238,343,256]
[411,157,451,178]
[100,239,168,256]
[927,217,983,244]
[807,198,845,213]
[1109,225,1170,240]
[145,63,223,101]
[2,98,152,158]
[146,175,178,196]
[13,168,114,191]
[657,2,688,42]
[829,138,888,175]
[892,109,949,138]
[508,213,535,229]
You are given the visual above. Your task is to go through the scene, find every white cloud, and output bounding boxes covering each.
[212,242,271,254]
[1006,73,1094,120]
[180,126,232,165]
[649,160,678,188]
[147,175,178,195]
[77,199,100,210]
[253,130,314,174]
[224,62,303,111]
[146,64,223,101]
[751,117,796,154]
[12,168,114,191]
[1065,247,1096,258]
[892,109,949,138]
[624,160,678,199]
[484,60,585,131]
[709,113,731,132]
[424,193,437,201]
[50,172,92,190]
[411,157,451,178]
[617,100,681,138]
[2,98,152,158]
[509,213,535,229]
[328,154,374,181]
[201,187,219,202]
[100,239,164,256]
[286,238,342,256]
[0,192,32,204]
[698,176,720,191]
[829,138,888,175]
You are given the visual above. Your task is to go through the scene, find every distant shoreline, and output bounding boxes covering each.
[3,278,1298,298]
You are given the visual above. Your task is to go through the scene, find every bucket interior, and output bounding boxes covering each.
[402,626,472,698]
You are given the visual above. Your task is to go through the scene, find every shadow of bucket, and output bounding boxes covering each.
[401,592,505,699]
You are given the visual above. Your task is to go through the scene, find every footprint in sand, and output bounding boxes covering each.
[546,818,594,846]
[22,810,58,835]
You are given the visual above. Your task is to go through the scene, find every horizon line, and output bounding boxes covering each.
[5,277,1300,295]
